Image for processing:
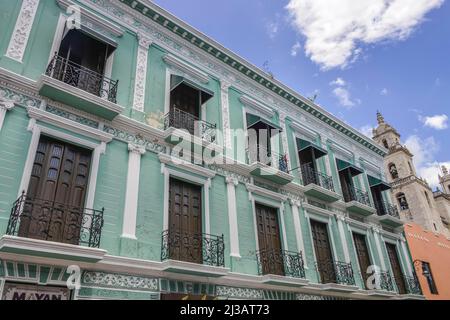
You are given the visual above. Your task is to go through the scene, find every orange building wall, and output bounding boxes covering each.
[404,223,450,300]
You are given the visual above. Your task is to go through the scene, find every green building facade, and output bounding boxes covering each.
[0,0,422,300]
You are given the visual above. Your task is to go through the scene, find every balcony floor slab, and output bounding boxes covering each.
[161,259,230,278]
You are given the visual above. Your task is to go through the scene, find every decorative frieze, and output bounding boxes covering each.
[5,0,40,62]
[220,81,232,149]
[215,286,263,299]
[82,271,158,291]
[132,34,152,112]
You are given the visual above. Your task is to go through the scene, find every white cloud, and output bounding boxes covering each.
[290,41,302,56]
[266,21,279,39]
[380,88,388,96]
[419,114,448,130]
[333,87,357,108]
[330,77,346,86]
[404,135,449,189]
[359,125,374,138]
[285,0,444,69]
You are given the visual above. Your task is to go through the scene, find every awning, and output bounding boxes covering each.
[297,139,327,159]
[368,175,391,191]
[170,75,214,105]
[62,28,117,54]
[246,113,282,131]
[336,159,363,177]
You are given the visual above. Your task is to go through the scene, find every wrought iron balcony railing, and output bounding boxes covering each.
[301,164,335,192]
[6,193,104,248]
[344,187,371,207]
[404,275,422,295]
[247,144,289,173]
[256,249,306,279]
[316,261,356,286]
[371,271,395,291]
[163,107,217,143]
[161,230,225,267]
[46,54,119,103]
[374,201,400,219]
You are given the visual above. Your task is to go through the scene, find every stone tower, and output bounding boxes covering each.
[439,165,450,194]
[372,112,450,236]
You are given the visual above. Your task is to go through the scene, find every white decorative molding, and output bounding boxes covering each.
[57,0,124,37]
[289,200,307,268]
[27,106,113,143]
[5,0,40,62]
[328,140,354,161]
[221,81,232,149]
[226,176,241,259]
[0,235,107,262]
[121,144,146,240]
[159,153,216,179]
[163,54,209,84]
[132,33,152,112]
[336,217,351,263]
[290,121,319,141]
[246,184,288,203]
[0,99,15,132]
[239,95,275,118]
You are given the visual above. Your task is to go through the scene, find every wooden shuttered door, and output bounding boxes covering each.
[386,243,407,294]
[168,178,203,264]
[353,233,372,289]
[310,220,336,283]
[18,136,91,245]
[255,203,284,276]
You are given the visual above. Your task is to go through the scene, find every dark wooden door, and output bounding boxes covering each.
[311,220,336,283]
[255,204,284,276]
[18,136,91,245]
[386,243,406,294]
[339,169,354,202]
[168,178,202,264]
[353,233,372,289]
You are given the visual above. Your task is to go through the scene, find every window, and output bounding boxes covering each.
[389,163,399,179]
[408,162,414,174]
[397,193,409,210]
[422,262,438,294]
[382,139,389,149]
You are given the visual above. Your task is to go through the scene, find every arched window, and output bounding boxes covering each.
[397,193,409,210]
[382,139,389,149]
[389,163,399,179]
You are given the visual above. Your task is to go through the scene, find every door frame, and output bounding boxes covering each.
[161,164,213,235]
[349,228,375,288]
[383,237,408,293]
[18,116,109,210]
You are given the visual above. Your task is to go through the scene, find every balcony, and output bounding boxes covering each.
[256,249,308,286]
[403,275,422,295]
[0,193,106,262]
[317,261,359,292]
[163,108,219,153]
[160,230,229,277]
[38,54,123,120]
[301,165,340,203]
[364,271,397,298]
[343,187,376,217]
[247,145,294,185]
[373,201,403,227]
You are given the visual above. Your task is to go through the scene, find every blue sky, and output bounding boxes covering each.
[153,0,450,188]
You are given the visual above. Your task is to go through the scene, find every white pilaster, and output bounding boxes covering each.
[290,199,307,267]
[6,0,40,62]
[372,227,387,270]
[400,237,413,276]
[132,34,152,112]
[226,176,241,258]
[336,214,351,263]
[220,81,232,150]
[121,143,146,239]
[0,99,14,132]
[279,112,291,170]
[280,202,288,251]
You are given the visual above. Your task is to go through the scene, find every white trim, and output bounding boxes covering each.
[27,106,113,143]
[56,0,124,37]
[245,184,287,203]
[0,99,15,132]
[47,14,67,65]
[17,120,106,214]
[132,34,152,112]
[290,121,319,141]
[328,140,354,161]
[158,153,216,179]
[400,240,413,276]
[373,230,387,270]
[290,200,307,268]
[226,177,241,258]
[121,144,146,240]
[161,163,212,235]
[163,54,209,84]
[5,0,40,62]
[327,217,339,262]
[279,203,288,251]
[164,69,171,114]
[249,192,259,253]
[239,95,275,118]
